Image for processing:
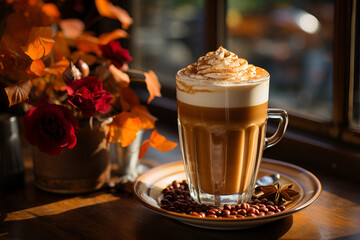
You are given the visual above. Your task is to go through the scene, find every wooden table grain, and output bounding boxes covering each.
[1,157,360,240]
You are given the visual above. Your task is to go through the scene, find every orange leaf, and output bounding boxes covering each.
[44,57,70,76]
[0,13,31,55]
[76,35,101,55]
[99,29,129,44]
[109,64,130,88]
[131,105,157,130]
[52,31,70,61]
[59,19,85,39]
[70,51,98,66]
[24,27,54,60]
[139,140,150,159]
[95,0,133,30]
[144,70,161,103]
[41,3,61,25]
[107,112,141,147]
[30,59,45,76]
[4,80,32,106]
[120,87,140,111]
[149,130,177,152]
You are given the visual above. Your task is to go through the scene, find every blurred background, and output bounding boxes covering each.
[128,0,336,122]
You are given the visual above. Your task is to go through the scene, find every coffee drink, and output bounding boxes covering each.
[176,47,287,206]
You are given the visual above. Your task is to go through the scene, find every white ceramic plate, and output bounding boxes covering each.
[133,158,321,230]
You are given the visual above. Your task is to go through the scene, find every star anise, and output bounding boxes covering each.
[259,182,299,203]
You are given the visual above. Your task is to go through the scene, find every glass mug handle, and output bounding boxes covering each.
[264,108,289,149]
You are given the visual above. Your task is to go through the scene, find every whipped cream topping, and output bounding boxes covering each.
[176,47,269,108]
[178,46,267,81]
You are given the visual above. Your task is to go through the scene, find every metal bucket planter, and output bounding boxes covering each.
[32,122,111,194]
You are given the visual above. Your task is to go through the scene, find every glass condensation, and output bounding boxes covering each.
[226,0,334,120]
[129,0,205,89]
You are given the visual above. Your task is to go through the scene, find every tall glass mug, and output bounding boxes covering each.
[176,47,288,206]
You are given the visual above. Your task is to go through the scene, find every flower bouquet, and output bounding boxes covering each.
[0,0,177,193]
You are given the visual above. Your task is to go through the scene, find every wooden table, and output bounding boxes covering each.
[1,155,360,240]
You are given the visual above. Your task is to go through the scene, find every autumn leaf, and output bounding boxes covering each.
[144,70,161,103]
[149,130,177,152]
[30,59,45,76]
[139,130,177,158]
[41,3,61,25]
[76,35,102,55]
[131,105,157,130]
[95,0,133,30]
[44,57,70,76]
[70,51,98,66]
[119,87,140,111]
[59,19,85,39]
[99,29,129,44]
[0,13,31,55]
[5,80,32,106]
[107,112,142,147]
[52,31,70,61]
[24,27,54,60]
[139,140,150,159]
[109,64,130,88]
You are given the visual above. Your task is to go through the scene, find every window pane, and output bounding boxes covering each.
[129,0,205,89]
[226,0,334,120]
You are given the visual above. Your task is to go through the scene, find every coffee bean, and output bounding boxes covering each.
[241,202,249,210]
[160,199,170,205]
[222,209,231,217]
[247,207,255,213]
[267,205,276,211]
[247,213,257,217]
[258,212,266,217]
[168,206,176,212]
[238,209,247,216]
[279,205,286,211]
[172,180,180,189]
[259,207,269,213]
[252,205,260,210]
[160,180,288,219]
[223,204,231,211]
[191,212,199,216]
[207,209,216,215]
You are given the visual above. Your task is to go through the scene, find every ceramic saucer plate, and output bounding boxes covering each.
[133,158,321,230]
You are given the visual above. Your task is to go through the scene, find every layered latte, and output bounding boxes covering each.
[176,47,269,205]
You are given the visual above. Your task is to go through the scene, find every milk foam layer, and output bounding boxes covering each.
[176,47,269,108]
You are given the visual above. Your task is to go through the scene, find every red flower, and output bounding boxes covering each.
[99,40,132,69]
[66,76,113,117]
[23,104,79,156]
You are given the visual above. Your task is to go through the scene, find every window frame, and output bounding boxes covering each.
[204,0,360,145]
